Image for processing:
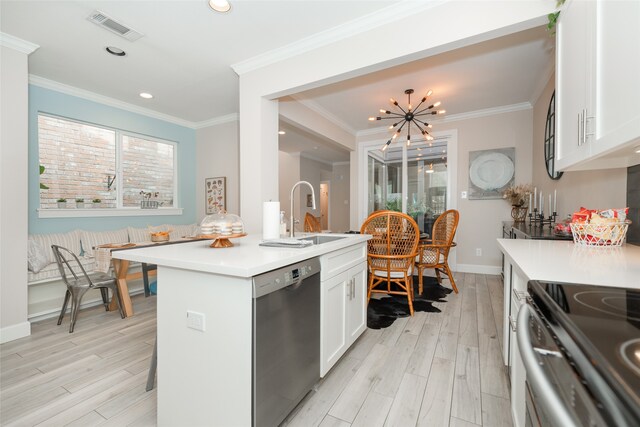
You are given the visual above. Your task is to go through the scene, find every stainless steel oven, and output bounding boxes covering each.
[519,280,640,427]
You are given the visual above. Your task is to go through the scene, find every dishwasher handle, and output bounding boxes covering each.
[517,304,578,427]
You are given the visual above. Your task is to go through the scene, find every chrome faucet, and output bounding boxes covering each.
[290,181,316,238]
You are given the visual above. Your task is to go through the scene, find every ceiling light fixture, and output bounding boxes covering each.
[635,145,640,154]
[105,46,126,56]
[139,92,153,99]
[278,131,286,135]
[370,88,445,152]
[208,0,231,13]
[426,163,434,174]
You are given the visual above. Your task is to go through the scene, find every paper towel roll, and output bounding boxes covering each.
[262,201,280,240]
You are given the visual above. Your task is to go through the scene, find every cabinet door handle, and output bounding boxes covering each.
[578,111,583,146]
[508,315,517,332]
[350,278,354,299]
[582,108,588,145]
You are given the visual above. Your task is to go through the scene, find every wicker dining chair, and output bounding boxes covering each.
[304,212,322,232]
[415,209,460,294]
[52,245,125,333]
[360,210,420,315]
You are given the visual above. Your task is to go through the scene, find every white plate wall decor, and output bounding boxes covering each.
[468,147,515,200]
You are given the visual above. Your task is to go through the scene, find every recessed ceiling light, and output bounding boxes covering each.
[208,0,231,13]
[635,145,640,154]
[106,46,126,56]
[139,92,153,99]
[278,131,286,135]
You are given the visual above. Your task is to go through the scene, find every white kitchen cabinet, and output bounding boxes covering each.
[320,243,367,376]
[501,252,528,427]
[556,0,640,171]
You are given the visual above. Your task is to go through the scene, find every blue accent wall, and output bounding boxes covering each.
[29,85,196,234]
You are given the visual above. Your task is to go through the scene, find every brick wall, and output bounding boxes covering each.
[38,115,174,208]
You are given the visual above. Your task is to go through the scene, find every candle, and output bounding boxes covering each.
[540,191,543,213]
[554,190,557,213]
[534,187,537,209]
[549,194,552,215]
[529,194,532,214]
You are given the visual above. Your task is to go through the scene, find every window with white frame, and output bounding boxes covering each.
[38,114,177,209]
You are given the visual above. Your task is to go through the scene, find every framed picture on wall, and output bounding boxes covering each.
[205,177,226,214]
[468,148,515,200]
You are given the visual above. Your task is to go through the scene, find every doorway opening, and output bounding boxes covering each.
[320,181,330,230]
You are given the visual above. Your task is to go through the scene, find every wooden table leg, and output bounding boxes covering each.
[109,259,134,317]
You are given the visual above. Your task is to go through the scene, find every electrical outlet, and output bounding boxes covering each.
[476,248,482,256]
[186,310,206,331]
[461,191,467,199]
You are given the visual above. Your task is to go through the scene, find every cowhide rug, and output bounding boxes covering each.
[367,276,453,329]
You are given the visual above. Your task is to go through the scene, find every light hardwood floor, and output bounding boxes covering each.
[1,273,509,427]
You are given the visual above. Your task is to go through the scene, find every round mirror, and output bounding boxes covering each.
[544,91,563,180]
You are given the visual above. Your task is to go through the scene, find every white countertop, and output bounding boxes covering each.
[111,233,370,278]
[497,239,640,289]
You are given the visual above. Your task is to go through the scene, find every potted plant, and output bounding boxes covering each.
[92,198,102,208]
[503,184,533,223]
[57,198,67,208]
[75,198,85,208]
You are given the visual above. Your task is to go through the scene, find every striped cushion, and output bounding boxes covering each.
[80,229,129,258]
[128,226,152,243]
[31,230,82,264]
[165,224,197,240]
[28,256,96,283]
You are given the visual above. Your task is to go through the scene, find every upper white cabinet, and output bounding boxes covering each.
[556,0,640,171]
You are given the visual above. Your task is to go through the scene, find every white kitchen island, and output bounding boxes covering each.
[111,233,370,427]
[498,239,640,427]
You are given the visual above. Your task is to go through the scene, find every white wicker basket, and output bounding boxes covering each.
[570,221,630,247]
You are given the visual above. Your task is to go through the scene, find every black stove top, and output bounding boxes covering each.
[529,281,640,420]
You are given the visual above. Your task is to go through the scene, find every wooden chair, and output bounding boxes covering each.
[304,212,322,232]
[415,209,460,294]
[360,210,420,315]
[52,245,125,333]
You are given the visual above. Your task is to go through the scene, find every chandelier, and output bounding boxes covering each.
[369,88,445,151]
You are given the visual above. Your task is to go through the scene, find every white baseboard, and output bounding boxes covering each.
[455,264,502,275]
[0,321,31,344]
[28,287,146,323]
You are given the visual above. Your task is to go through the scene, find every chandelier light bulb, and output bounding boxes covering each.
[438,110,446,114]
[370,88,444,150]
[368,117,376,121]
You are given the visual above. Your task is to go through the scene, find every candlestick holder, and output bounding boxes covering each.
[528,209,558,229]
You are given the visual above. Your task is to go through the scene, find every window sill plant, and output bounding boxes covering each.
[57,198,67,208]
[75,198,85,208]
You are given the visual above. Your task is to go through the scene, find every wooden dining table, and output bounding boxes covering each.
[99,238,205,317]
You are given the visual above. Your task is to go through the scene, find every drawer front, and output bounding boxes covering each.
[320,243,366,280]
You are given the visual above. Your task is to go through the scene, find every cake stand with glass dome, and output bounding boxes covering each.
[199,211,246,248]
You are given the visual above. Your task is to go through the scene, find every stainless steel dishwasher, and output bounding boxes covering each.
[252,257,321,427]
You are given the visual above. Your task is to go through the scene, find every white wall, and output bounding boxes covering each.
[532,74,627,216]
[1,42,34,342]
[278,151,301,232]
[196,120,239,222]
[330,163,351,232]
[299,156,331,231]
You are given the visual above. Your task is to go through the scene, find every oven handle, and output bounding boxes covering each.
[517,304,578,427]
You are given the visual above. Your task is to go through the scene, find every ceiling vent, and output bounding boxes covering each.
[87,10,144,42]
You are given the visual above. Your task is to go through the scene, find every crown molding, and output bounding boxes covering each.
[29,75,199,128]
[231,0,446,75]
[193,113,238,129]
[290,94,357,135]
[0,32,39,54]
[300,152,344,167]
[356,102,533,137]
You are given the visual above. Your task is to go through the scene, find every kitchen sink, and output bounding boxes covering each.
[298,235,346,245]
